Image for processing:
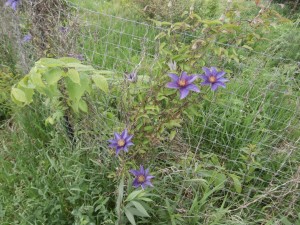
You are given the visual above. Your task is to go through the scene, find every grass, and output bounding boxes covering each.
[1,0,300,224]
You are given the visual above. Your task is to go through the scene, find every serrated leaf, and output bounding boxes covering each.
[11,88,27,103]
[92,74,108,93]
[67,69,80,84]
[43,68,63,85]
[131,201,150,217]
[125,208,136,225]
[30,72,46,88]
[65,63,94,71]
[37,58,65,67]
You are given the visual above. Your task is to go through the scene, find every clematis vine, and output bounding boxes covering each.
[166,71,200,99]
[200,67,229,91]
[108,129,133,155]
[5,0,21,11]
[130,165,154,189]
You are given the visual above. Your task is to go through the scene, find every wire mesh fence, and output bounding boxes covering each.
[1,0,300,223]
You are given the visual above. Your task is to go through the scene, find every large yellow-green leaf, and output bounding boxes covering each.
[67,69,80,84]
[92,74,108,93]
[43,68,63,85]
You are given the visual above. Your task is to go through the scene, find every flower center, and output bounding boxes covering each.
[137,175,146,183]
[208,76,217,83]
[117,139,125,147]
[178,79,187,87]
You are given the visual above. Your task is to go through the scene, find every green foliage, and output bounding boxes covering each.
[11,57,110,122]
[0,69,19,122]
[0,35,18,74]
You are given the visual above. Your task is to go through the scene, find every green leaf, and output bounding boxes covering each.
[169,130,177,140]
[59,57,81,63]
[37,58,65,67]
[229,174,242,193]
[78,99,88,112]
[45,116,54,125]
[131,201,150,217]
[92,74,108,93]
[125,208,136,225]
[126,207,148,217]
[66,74,91,102]
[126,190,144,202]
[43,68,63,85]
[30,72,46,88]
[11,88,27,103]
[67,69,80,84]
[65,63,94,71]
[116,176,124,220]
[213,173,227,188]
[242,45,253,51]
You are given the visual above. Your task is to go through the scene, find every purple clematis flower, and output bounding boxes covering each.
[125,70,138,83]
[108,129,133,155]
[130,165,154,189]
[200,67,229,91]
[22,34,32,43]
[166,71,200,99]
[5,0,21,11]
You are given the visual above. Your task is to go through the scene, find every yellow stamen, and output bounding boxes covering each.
[137,175,146,183]
[208,76,216,83]
[117,139,125,147]
[178,79,187,87]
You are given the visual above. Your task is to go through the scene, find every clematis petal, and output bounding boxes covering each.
[180,71,188,80]
[202,67,211,75]
[109,143,118,148]
[121,129,128,139]
[130,169,140,176]
[217,77,229,83]
[216,71,226,78]
[187,84,200,92]
[139,165,145,174]
[166,82,179,89]
[114,132,121,140]
[145,168,149,175]
[186,75,198,84]
[144,181,154,187]
[125,134,133,142]
[132,179,140,187]
[211,83,220,91]
[201,81,211,86]
[179,88,190,99]
[215,81,226,88]
[125,142,134,147]
[211,67,218,75]
[168,73,179,81]
[115,148,121,155]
